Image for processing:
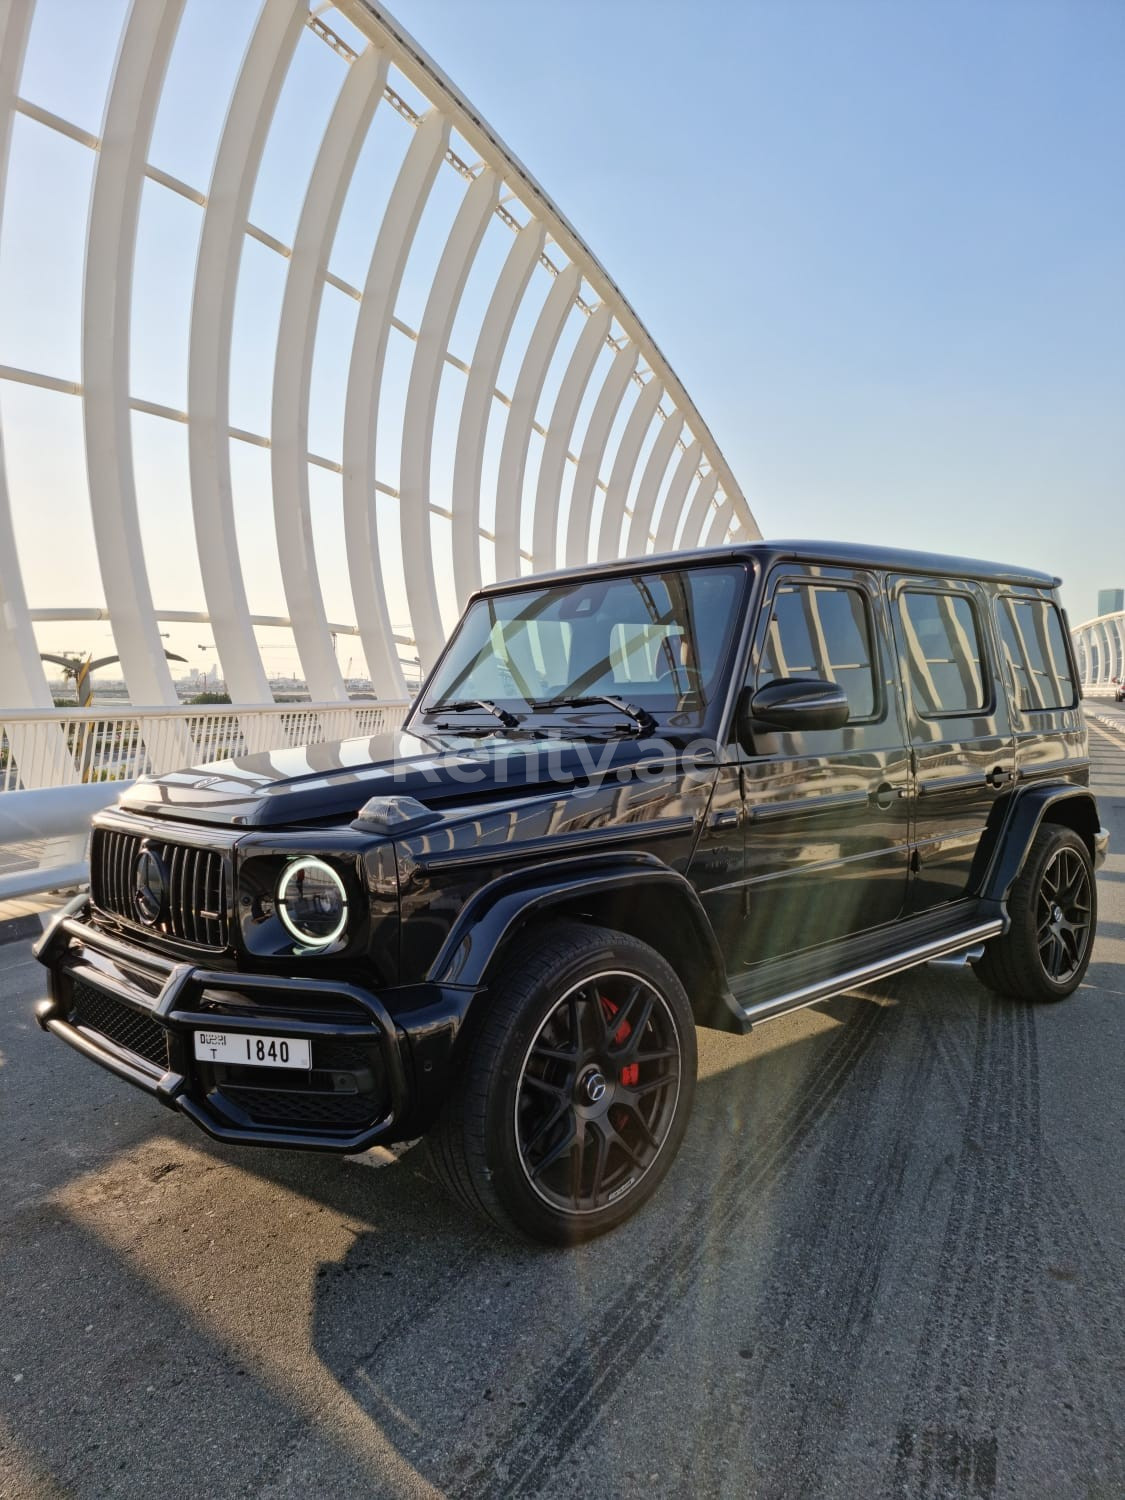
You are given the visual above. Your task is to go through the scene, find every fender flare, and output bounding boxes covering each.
[976,783,1101,907]
[425,849,734,1020]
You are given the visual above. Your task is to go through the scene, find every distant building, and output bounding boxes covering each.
[1097,587,1124,616]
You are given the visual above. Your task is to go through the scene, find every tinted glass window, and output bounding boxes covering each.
[422,565,744,723]
[758,583,877,719]
[899,591,986,715]
[997,598,1076,711]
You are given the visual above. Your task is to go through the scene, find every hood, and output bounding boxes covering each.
[115,728,677,828]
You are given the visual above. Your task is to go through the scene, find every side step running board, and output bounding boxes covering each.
[732,918,1004,1029]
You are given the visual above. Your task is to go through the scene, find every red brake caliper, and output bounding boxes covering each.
[601,997,639,1088]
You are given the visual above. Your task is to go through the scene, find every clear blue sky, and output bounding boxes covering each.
[2,0,1122,687]
[393,0,1124,622]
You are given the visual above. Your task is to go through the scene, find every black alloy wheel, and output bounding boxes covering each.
[973,824,1097,1001]
[514,971,682,1216]
[426,922,697,1243]
[1035,844,1093,985]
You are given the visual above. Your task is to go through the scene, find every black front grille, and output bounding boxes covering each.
[222,1087,379,1129]
[310,1039,375,1072]
[70,981,169,1070]
[91,827,228,949]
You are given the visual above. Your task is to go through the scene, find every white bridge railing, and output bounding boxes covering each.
[0,700,411,903]
[0,700,411,793]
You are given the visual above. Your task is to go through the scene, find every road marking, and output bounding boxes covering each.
[1088,719,1125,753]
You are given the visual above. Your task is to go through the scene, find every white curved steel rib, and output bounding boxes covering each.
[596,375,663,562]
[531,302,612,572]
[493,260,581,581]
[271,42,389,704]
[450,216,545,608]
[83,0,185,709]
[2,0,759,730]
[188,0,306,706]
[399,165,499,672]
[654,440,705,552]
[564,339,637,568]
[625,411,684,556]
[1104,621,1118,684]
[675,469,720,551]
[340,0,749,525]
[0,0,52,713]
[702,493,734,548]
[342,108,450,698]
[726,501,761,543]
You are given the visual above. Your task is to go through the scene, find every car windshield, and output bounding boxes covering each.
[419,565,746,725]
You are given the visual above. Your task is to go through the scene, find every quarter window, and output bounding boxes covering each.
[899,591,986,715]
[758,582,877,720]
[997,598,1077,711]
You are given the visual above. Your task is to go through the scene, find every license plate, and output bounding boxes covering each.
[193,1030,311,1070]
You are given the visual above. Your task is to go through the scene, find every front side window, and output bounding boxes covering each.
[757,581,878,720]
[899,590,986,715]
[997,597,1077,711]
[421,565,746,724]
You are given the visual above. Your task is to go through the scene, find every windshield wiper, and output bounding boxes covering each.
[423,698,522,729]
[531,695,657,734]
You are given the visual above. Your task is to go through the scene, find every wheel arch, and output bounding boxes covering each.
[977,784,1100,908]
[425,854,741,1033]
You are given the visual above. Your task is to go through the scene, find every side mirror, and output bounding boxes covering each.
[740,677,850,741]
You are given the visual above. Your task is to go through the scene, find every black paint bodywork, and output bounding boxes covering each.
[35,540,1107,1153]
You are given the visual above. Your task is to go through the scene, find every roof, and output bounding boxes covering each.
[479,539,1061,595]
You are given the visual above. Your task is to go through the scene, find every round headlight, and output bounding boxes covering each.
[276,857,348,947]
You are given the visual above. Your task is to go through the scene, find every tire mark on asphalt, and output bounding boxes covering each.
[693,993,953,1500]
[454,995,893,1500]
[1027,1146,1125,1479]
[917,997,974,1103]
[890,996,1040,1499]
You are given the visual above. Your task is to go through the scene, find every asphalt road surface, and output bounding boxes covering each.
[2,723,1123,1500]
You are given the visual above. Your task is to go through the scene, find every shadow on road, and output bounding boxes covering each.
[3,954,1123,1499]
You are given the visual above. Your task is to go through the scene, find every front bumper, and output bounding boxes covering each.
[34,908,472,1153]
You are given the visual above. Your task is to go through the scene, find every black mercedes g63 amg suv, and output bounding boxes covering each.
[36,541,1108,1243]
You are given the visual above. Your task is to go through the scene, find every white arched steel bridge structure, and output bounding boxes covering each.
[0,0,756,764]
[1072,610,1125,695]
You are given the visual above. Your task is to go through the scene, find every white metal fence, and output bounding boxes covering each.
[0,699,411,902]
[0,700,411,793]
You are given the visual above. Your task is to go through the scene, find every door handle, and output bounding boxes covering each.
[871,782,907,809]
[986,765,1014,789]
[710,808,740,829]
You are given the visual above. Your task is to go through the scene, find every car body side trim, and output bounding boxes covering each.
[732,918,1003,1028]
[748,789,870,821]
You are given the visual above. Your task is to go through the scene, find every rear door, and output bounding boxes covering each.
[889,576,1015,913]
[734,565,912,966]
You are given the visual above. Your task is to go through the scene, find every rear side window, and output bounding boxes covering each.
[899,590,986,715]
[997,597,1077,711]
[758,582,877,720]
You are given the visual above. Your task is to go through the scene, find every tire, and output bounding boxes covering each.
[425,921,697,1245]
[972,824,1096,1001]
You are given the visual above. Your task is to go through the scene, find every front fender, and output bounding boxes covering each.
[424,851,736,1024]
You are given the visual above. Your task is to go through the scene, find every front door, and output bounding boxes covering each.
[734,566,913,968]
[888,576,1015,912]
